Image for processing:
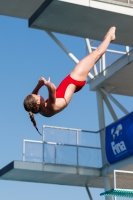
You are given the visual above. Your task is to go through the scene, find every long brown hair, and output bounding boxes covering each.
[29,111,42,136]
[23,94,39,113]
[24,94,41,136]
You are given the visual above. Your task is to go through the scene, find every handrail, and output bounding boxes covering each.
[23,140,102,168]
[44,141,101,150]
[93,0,133,7]
[43,125,105,134]
[23,126,102,168]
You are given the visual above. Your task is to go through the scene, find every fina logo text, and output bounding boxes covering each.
[111,124,127,155]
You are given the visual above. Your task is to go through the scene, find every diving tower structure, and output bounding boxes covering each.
[1,123,133,200]
[0,0,133,46]
[0,0,133,199]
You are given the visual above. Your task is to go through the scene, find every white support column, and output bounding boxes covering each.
[126,46,129,53]
[96,90,106,165]
[101,54,106,76]
[114,171,117,200]
[99,59,102,73]
[96,90,112,200]
[100,88,129,115]
[22,140,25,161]
[101,54,106,71]
[46,31,94,79]
[103,94,118,121]
[85,38,98,76]
[104,176,112,200]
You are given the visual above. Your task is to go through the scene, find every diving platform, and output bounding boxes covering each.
[0,161,102,187]
[0,0,133,46]
[89,48,133,96]
[1,155,133,187]
[1,125,133,189]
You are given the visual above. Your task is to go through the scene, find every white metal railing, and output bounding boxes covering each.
[88,45,130,78]
[95,0,133,7]
[23,140,43,162]
[23,125,102,168]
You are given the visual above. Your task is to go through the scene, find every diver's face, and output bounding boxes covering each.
[31,94,45,105]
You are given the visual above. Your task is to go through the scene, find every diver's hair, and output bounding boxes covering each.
[23,94,41,136]
[23,94,39,114]
[29,111,42,136]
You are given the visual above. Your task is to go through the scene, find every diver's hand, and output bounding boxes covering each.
[32,77,47,95]
[38,77,48,87]
[38,77,56,90]
[46,78,56,91]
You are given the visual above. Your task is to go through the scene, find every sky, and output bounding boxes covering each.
[0,15,132,200]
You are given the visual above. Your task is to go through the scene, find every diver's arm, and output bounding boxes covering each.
[32,77,45,94]
[46,82,56,104]
[32,84,42,94]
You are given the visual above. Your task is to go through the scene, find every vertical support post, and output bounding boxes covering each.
[101,54,106,72]
[96,90,106,165]
[42,126,45,142]
[96,90,112,200]
[42,126,45,163]
[22,140,25,161]
[99,58,102,73]
[114,171,116,190]
[76,130,79,167]
[55,144,56,164]
[85,38,98,76]
[104,176,112,200]
[126,46,129,53]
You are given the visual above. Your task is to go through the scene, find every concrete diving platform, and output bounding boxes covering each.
[0,161,103,187]
[1,125,133,188]
[89,49,133,96]
[0,0,133,46]
[0,126,104,187]
[1,154,133,188]
[28,0,133,46]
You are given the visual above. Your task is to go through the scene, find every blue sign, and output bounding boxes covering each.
[106,112,133,164]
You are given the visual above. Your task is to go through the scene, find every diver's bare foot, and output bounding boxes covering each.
[104,26,116,41]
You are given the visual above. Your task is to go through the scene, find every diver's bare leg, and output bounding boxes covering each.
[70,27,116,81]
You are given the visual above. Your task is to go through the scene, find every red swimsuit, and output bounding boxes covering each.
[46,75,86,105]
[56,75,86,104]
